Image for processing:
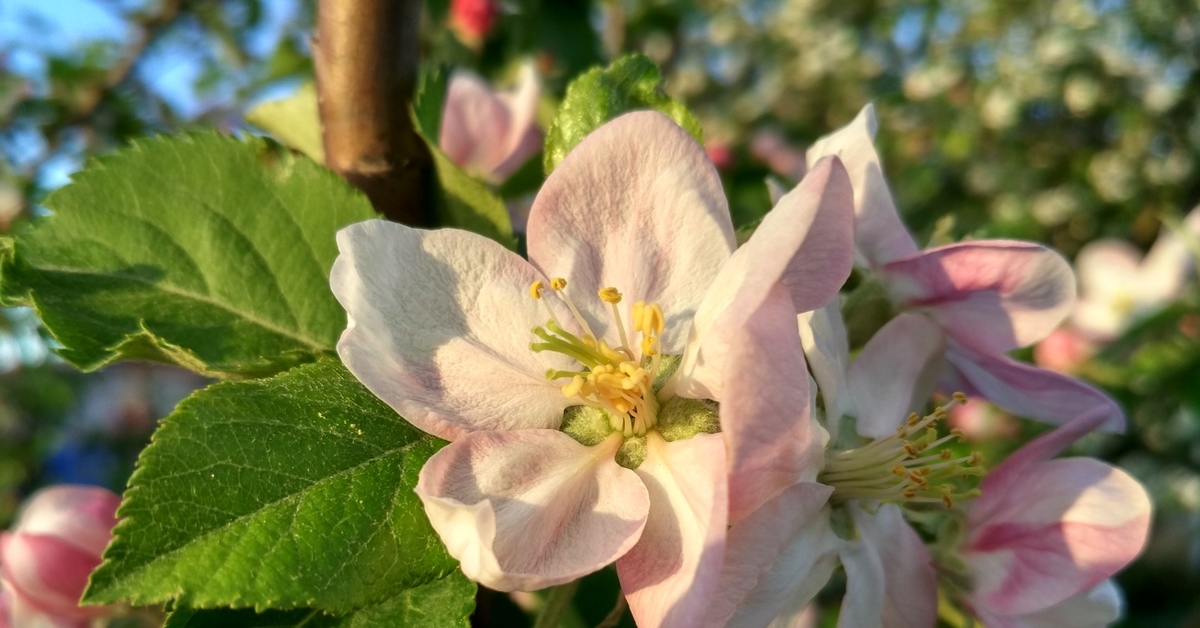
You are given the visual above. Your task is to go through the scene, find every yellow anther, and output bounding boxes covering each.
[908,471,928,486]
[551,277,568,291]
[933,407,948,420]
[891,465,907,477]
[562,375,585,398]
[599,287,622,304]
[641,303,665,335]
[906,413,921,426]
[968,452,982,465]
[951,428,966,441]
[952,391,968,405]
[942,494,955,509]
[940,449,953,460]
[902,487,917,499]
[903,441,920,457]
[895,425,908,437]
[529,280,545,299]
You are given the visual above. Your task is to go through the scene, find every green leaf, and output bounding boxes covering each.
[411,66,517,249]
[245,83,324,164]
[163,572,476,628]
[543,54,702,174]
[413,65,449,142]
[0,133,374,377]
[84,360,457,612]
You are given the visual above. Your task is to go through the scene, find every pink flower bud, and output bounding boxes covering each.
[450,0,499,49]
[0,485,120,626]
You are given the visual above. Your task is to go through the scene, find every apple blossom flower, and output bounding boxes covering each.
[806,104,1124,431]
[439,64,541,184]
[0,485,120,628]
[332,111,855,627]
[948,408,1151,627]
[1072,206,1200,341]
[705,304,985,628]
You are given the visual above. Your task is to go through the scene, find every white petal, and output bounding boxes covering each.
[526,111,735,354]
[332,220,574,441]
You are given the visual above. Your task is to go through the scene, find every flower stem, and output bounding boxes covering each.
[533,579,581,628]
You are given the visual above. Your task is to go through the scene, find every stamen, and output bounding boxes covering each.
[599,287,632,356]
[818,397,985,509]
[550,277,597,340]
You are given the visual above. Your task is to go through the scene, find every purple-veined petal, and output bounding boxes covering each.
[844,503,937,628]
[677,157,854,399]
[880,241,1076,353]
[705,483,837,628]
[806,104,918,267]
[719,284,827,522]
[846,313,946,438]
[415,430,648,591]
[944,339,1124,432]
[966,458,1150,616]
[973,579,1123,628]
[526,111,735,354]
[332,221,574,441]
[617,433,727,628]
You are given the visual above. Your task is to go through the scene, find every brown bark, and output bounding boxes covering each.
[313,0,432,226]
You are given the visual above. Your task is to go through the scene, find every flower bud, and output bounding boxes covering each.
[0,485,120,625]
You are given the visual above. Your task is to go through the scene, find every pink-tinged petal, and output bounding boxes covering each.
[806,104,918,267]
[526,111,735,354]
[881,241,1076,352]
[974,579,1123,628]
[0,533,102,620]
[846,503,937,628]
[617,433,727,628]
[705,483,836,628]
[677,157,854,399]
[720,286,827,523]
[332,221,574,441]
[966,458,1150,616]
[4,586,89,628]
[945,339,1125,432]
[750,129,807,182]
[492,64,543,181]
[798,302,851,428]
[846,313,946,439]
[11,486,118,558]
[415,430,648,591]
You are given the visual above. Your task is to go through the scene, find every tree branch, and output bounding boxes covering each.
[313,0,432,226]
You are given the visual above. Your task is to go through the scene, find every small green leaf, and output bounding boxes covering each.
[413,65,449,141]
[544,54,702,174]
[162,572,476,628]
[85,360,456,612]
[0,133,375,377]
[245,84,324,163]
[427,146,518,249]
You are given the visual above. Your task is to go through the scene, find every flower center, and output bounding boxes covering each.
[528,278,666,437]
[818,393,984,508]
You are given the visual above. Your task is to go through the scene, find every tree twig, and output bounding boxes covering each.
[313,0,432,226]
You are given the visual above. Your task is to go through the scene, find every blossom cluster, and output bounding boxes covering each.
[332,94,1153,627]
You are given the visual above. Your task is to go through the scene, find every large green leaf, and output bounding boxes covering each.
[0,133,375,377]
[84,360,456,612]
[245,83,324,164]
[543,54,703,174]
[162,572,476,628]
